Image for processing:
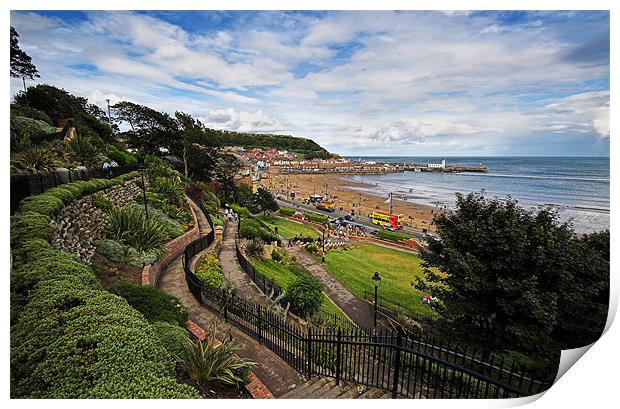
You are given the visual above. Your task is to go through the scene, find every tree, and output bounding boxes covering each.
[553,230,609,349]
[243,187,279,213]
[213,153,243,202]
[415,193,576,359]
[175,111,219,180]
[10,27,39,92]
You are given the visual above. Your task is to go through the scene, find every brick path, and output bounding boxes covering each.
[219,220,272,304]
[157,204,304,397]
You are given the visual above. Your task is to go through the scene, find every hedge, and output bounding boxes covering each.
[109,283,189,327]
[195,253,225,289]
[152,321,191,359]
[377,229,411,242]
[304,212,328,224]
[279,207,296,216]
[239,217,279,243]
[10,172,198,398]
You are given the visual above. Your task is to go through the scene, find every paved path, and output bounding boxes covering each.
[157,202,304,397]
[288,246,376,330]
[219,220,272,304]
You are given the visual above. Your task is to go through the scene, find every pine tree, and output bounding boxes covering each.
[10,27,40,92]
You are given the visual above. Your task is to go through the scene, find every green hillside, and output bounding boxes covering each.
[206,128,332,159]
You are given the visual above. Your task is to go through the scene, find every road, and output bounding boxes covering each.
[274,197,427,240]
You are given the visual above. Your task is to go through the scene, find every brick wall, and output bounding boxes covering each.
[141,203,200,286]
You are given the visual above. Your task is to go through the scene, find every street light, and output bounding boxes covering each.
[372,272,382,328]
[138,164,149,220]
[321,226,326,263]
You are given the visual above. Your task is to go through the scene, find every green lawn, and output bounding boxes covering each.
[322,243,436,318]
[250,256,349,322]
[257,215,320,239]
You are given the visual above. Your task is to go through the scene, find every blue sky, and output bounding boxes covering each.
[10,10,609,156]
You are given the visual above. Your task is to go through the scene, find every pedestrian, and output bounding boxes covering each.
[109,160,118,177]
[102,162,110,179]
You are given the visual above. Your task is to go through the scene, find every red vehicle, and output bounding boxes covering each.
[370,211,404,229]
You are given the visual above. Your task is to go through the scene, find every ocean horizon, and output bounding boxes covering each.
[341,156,609,234]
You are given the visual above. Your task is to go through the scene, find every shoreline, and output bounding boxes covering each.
[267,172,443,233]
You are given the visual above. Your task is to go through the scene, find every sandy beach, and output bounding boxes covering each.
[266,171,442,233]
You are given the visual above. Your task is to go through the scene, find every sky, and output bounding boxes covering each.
[9,10,610,157]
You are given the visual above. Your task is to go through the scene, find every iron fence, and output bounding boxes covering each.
[182,238,552,398]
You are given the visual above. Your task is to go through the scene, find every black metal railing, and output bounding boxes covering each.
[11,164,139,214]
[182,237,552,398]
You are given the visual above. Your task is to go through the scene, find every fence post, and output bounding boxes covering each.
[258,305,264,344]
[335,327,342,385]
[306,328,313,378]
[391,328,403,398]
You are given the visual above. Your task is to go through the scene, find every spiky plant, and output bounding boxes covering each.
[12,145,59,172]
[106,206,169,252]
[245,238,265,259]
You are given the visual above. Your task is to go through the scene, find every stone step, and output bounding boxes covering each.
[279,379,317,399]
[280,378,328,399]
[306,380,339,399]
[358,387,388,399]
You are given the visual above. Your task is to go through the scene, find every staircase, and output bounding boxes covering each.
[279,378,392,399]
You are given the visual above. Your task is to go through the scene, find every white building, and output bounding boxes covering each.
[428,159,446,169]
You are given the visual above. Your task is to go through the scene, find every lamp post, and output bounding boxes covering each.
[372,272,382,328]
[138,164,149,220]
[322,226,326,263]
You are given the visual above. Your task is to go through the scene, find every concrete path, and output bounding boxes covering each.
[288,246,376,330]
[219,220,272,304]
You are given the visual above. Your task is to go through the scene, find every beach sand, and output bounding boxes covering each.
[266,171,442,233]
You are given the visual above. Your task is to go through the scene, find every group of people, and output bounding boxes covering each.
[102,160,119,178]
[331,223,367,238]
[223,208,238,223]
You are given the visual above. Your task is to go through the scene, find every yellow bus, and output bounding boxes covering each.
[370,211,404,229]
[316,201,336,212]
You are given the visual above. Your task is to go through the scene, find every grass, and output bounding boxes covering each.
[322,242,437,319]
[257,215,320,239]
[249,256,349,322]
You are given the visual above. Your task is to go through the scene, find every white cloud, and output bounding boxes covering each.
[200,108,285,133]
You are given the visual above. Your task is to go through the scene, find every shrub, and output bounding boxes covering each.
[11,238,56,268]
[46,187,76,204]
[152,321,191,360]
[305,242,320,254]
[279,207,296,217]
[109,283,188,327]
[239,217,278,243]
[304,212,328,224]
[271,248,283,262]
[230,204,250,218]
[286,274,324,317]
[10,211,53,244]
[91,194,115,212]
[151,176,185,207]
[202,190,220,214]
[377,229,410,242]
[150,209,185,238]
[174,326,255,388]
[11,280,199,398]
[107,206,169,252]
[246,239,265,259]
[18,194,65,217]
[195,253,224,289]
[95,239,163,268]
[11,145,59,173]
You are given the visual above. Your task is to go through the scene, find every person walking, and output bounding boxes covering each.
[102,162,110,179]
[109,160,118,177]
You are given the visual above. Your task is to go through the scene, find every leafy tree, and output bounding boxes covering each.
[113,101,179,155]
[553,230,609,349]
[415,192,579,359]
[10,27,39,92]
[243,187,279,213]
[286,274,324,317]
[213,153,243,202]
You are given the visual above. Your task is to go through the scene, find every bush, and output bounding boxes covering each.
[46,187,77,204]
[286,274,324,317]
[305,242,320,254]
[109,283,189,327]
[11,238,56,268]
[91,194,115,212]
[279,207,296,217]
[152,321,191,360]
[11,279,198,398]
[11,145,59,173]
[230,204,250,218]
[304,212,328,224]
[271,248,283,262]
[239,217,279,243]
[107,206,169,252]
[10,211,53,244]
[19,193,65,217]
[246,239,265,259]
[175,326,255,388]
[95,239,163,268]
[377,229,410,242]
[195,253,224,289]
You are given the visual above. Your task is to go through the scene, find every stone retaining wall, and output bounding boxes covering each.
[141,201,200,286]
[51,179,142,263]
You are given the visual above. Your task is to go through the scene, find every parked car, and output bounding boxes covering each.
[344,214,355,221]
[369,230,378,236]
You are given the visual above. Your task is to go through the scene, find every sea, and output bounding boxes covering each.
[342,157,610,234]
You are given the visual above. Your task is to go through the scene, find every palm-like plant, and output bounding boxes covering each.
[174,328,255,388]
[107,206,169,252]
[245,239,265,259]
[12,145,59,172]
